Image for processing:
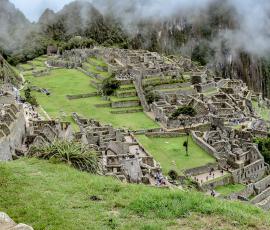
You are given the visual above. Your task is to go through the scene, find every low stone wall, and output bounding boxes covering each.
[251,186,270,204]
[78,67,104,81]
[47,59,81,68]
[145,132,186,138]
[110,108,143,114]
[66,92,98,100]
[111,100,140,108]
[133,128,163,135]
[95,103,111,108]
[254,175,270,194]
[228,184,254,200]
[201,174,233,191]
[117,91,137,98]
[33,68,51,77]
[191,131,220,160]
[184,163,218,177]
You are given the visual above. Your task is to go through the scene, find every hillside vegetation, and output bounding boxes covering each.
[0,158,270,230]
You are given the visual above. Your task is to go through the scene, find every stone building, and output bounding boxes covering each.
[73,113,163,184]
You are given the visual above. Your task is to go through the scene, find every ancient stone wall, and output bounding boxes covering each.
[0,106,26,161]
[184,163,218,176]
[111,100,140,108]
[66,92,98,100]
[201,174,233,191]
[191,131,220,160]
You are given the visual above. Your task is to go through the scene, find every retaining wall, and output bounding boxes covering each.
[145,132,186,138]
[0,108,26,161]
[66,92,98,100]
[111,100,140,108]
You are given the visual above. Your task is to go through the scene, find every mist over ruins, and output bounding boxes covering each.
[1,0,270,229]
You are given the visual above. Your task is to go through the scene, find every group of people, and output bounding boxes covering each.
[155,170,166,186]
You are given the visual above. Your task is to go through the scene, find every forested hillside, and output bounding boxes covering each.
[1,0,270,98]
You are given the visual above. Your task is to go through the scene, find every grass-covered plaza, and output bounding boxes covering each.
[136,135,216,175]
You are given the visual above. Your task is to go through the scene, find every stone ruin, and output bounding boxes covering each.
[0,84,73,161]
[0,97,26,161]
[25,120,73,148]
[150,76,254,129]
[72,113,164,184]
[193,125,266,184]
[32,68,51,77]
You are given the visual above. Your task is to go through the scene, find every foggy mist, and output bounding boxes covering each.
[3,0,270,57]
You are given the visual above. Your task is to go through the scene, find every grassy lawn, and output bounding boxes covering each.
[135,135,216,175]
[216,184,246,196]
[252,100,270,121]
[88,57,107,67]
[24,66,158,131]
[0,158,269,230]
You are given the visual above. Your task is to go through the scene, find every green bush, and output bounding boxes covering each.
[101,76,120,96]
[145,91,160,104]
[168,170,178,181]
[28,141,100,174]
[254,137,270,164]
[171,106,197,119]
[24,87,39,106]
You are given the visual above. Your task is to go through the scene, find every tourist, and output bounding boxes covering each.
[155,170,165,186]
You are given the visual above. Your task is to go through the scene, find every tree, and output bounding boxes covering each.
[254,137,270,164]
[171,106,197,119]
[191,41,214,66]
[24,88,38,106]
[101,75,120,96]
[168,170,178,181]
[145,91,160,104]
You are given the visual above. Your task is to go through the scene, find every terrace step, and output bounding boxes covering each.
[118,85,136,91]
[111,99,141,108]
[110,107,143,114]
[153,82,191,90]
[116,90,137,98]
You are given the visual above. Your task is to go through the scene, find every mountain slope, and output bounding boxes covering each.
[0,158,269,230]
[0,55,22,86]
[0,0,31,51]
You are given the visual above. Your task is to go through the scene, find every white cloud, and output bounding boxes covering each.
[9,0,75,21]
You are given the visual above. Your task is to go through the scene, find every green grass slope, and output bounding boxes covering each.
[0,159,269,230]
[24,65,158,131]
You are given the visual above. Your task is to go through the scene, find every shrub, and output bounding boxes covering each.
[24,87,39,106]
[28,141,100,174]
[145,91,160,104]
[171,106,197,119]
[168,170,178,181]
[101,76,120,96]
[254,137,270,164]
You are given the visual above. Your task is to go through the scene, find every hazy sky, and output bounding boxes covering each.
[10,0,75,21]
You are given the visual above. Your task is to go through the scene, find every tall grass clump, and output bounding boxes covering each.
[28,141,100,174]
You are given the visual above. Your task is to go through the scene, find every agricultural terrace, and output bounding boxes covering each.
[22,56,159,130]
